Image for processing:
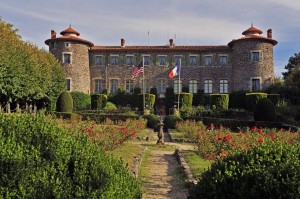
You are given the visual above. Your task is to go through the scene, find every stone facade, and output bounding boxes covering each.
[45,25,277,96]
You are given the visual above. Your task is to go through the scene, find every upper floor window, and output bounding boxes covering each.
[125,79,134,93]
[110,79,118,94]
[220,79,228,93]
[63,53,71,64]
[189,80,198,93]
[157,79,166,94]
[204,79,213,94]
[220,55,228,66]
[175,56,181,66]
[189,56,197,65]
[251,78,260,91]
[143,56,150,66]
[205,56,212,66]
[111,56,118,65]
[66,79,71,91]
[64,42,71,47]
[95,55,103,66]
[251,51,262,62]
[94,79,103,93]
[158,56,167,66]
[174,79,182,93]
[126,55,134,66]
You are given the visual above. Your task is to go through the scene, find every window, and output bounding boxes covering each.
[251,78,260,91]
[66,79,71,91]
[111,56,118,65]
[125,79,134,93]
[189,56,197,65]
[220,56,228,66]
[189,80,198,93]
[64,42,71,47]
[94,79,103,93]
[141,79,150,93]
[157,79,166,94]
[220,79,228,93]
[126,55,134,66]
[95,56,103,65]
[158,56,167,66]
[204,80,213,94]
[205,56,212,66]
[110,79,118,94]
[63,53,71,64]
[143,56,150,65]
[174,79,182,93]
[175,56,181,66]
[251,51,262,62]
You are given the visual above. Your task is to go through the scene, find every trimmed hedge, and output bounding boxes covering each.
[91,94,107,110]
[142,114,160,129]
[163,115,183,129]
[210,94,229,110]
[165,87,175,109]
[254,98,276,122]
[56,91,73,112]
[177,92,193,107]
[229,91,247,109]
[267,94,280,105]
[138,94,156,110]
[191,142,300,199]
[70,91,91,110]
[246,93,267,112]
[80,113,140,123]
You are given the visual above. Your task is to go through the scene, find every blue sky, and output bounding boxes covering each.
[1,0,300,77]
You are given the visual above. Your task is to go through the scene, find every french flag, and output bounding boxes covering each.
[168,62,180,78]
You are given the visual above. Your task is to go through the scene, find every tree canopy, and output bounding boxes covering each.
[0,18,65,112]
[282,52,300,80]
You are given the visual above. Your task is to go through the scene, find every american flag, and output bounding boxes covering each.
[132,61,144,79]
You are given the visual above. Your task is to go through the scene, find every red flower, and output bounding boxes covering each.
[251,126,257,131]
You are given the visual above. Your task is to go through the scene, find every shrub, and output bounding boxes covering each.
[91,94,107,110]
[0,113,141,198]
[139,94,156,109]
[103,101,117,110]
[190,142,300,199]
[254,98,276,122]
[150,87,157,95]
[142,114,160,129]
[56,91,73,112]
[177,92,193,107]
[210,94,229,110]
[165,87,175,109]
[70,91,91,110]
[163,115,183,129]
[180,105,195,117]
[246,93,267,112]
[182,86,189,92]
[267,94,280,105]
[229,91,247,109]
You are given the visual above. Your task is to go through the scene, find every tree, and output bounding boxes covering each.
[282,52,300,80]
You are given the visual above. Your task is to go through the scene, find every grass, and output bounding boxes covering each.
[137,148,152,193]
[181,150,212,179]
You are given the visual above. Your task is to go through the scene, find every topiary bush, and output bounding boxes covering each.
[70,91,91,110]
[190,142,300,199]
[91,94,107,110]
[142,114,160,129]
[163,115,183,129]
[103,101,117,110]
[210,94,229,110]
[165,87,175,110]
[177,92,193,107]
[0,113,141,198]
[254,98,276,122]
[246,92,268,112]
[56,91,73,112]
[139,94,156,110]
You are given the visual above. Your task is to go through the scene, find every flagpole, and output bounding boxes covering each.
[143,56,145,113]
[178,58,181,111]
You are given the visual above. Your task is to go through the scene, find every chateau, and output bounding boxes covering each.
[45,25,277,98]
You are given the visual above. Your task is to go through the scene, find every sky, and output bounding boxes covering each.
[1,0,300,77]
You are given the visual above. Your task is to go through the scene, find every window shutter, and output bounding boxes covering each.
[201,54,205,65]
[181,56,186,66]
[165,55,169,66]
[149,55,153,66]
[196,55,200,66]
[108,56,111,65]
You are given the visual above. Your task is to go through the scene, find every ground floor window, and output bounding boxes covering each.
[189,80,197,93]
[220,79,228,93]
[94,79,103,93]
[174,79,182,93]
[125,79,134,93]
[157,79,166,94]
[110,79,118,94]
[251,78,260,91]
[204,80,212,93]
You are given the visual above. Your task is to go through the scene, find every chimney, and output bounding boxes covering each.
[267,29,272,39]
[51,30,56,39]
[121,38,125,47]
[169,39,174,47]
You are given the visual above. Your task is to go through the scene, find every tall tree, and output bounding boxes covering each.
[282,52,300,80]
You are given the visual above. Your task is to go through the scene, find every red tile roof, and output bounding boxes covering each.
[242,26,263,35]
[90,45,231,52]
[45,35,94,47]
[228,35,277,47]
[60,27,80,36]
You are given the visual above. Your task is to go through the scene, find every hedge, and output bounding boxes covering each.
[229,91,247,109]
[80,113,140,123]
[176,92,193,107]
[56,91,73,113]
[91,94,107,110]
[267,94,280,105]
[138,94,155,110]
[210,94,229,110]
[70,91,91,110]
[246,93,267,112]
[254,98,276,122]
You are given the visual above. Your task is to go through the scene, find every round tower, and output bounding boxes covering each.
[45,26,94,94]
[228,25,277,91]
